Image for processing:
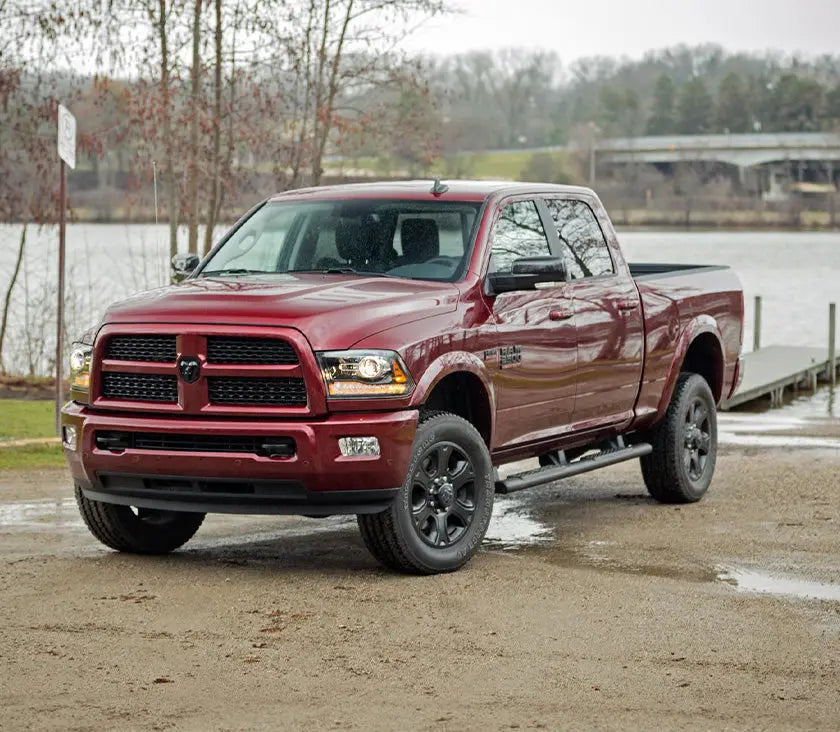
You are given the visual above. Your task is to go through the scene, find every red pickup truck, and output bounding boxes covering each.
[62,181,743,574]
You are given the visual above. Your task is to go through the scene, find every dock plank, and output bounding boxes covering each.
[723,345,834,409]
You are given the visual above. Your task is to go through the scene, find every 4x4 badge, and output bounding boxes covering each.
[177,356,201,383]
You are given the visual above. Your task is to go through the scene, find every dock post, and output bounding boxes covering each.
[753,296,762,351]
[830,302,836,386]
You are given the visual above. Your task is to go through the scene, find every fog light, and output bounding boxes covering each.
[62,425,78,451]
[338,436,380,457]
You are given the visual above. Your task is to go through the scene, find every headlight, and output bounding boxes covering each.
[69,343,93,391]
[317,350,414,398]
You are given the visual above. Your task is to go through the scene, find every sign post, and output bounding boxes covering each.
[56,104,76,434]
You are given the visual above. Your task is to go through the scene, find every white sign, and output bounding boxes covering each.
[57,104,76,169]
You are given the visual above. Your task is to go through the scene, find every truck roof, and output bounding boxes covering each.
[267,180,595,203]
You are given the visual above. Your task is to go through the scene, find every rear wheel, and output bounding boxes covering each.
[640,372,717,504]
[75,485,205,554]
[357,412,494,574]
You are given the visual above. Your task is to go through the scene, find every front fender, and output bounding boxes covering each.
[408,351,497,436]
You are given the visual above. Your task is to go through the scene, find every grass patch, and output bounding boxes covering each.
[0,443,65,471]
[0,399,56,440]
[328,149,568,181]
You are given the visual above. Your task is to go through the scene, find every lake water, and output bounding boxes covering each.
[1,224,838,376]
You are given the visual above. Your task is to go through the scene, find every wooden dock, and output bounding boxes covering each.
[722,346,839,410]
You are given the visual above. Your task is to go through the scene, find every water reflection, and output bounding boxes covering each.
[717,566,840,602]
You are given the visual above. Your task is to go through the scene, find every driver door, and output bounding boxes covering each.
[486,199,577,448]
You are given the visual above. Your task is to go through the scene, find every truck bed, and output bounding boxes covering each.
[629,261,744,429]
[628,262,730,280]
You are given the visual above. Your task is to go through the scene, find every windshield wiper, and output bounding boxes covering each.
[289,267,395,278]
[199,268,271,277]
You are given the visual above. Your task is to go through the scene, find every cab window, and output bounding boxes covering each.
[488,200,552,273]
[543,199,613,279]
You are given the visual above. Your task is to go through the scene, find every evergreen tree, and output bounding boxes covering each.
[769,73,825,131]
[715,72,750,132]
[826,82,840,123]
[677,77,714,134]
[597,86,642,137]
[646,73,676,135]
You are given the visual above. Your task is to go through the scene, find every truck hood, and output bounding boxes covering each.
[102,274,460,350]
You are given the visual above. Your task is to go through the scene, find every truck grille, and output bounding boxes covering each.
[95,430,296,457]
[207,336,298,365]
[101,372,178,402]
[95,330,313,414]
[105,335,176,363]
[207,377,307,406]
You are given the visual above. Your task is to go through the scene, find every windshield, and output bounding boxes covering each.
[198,199,483,282]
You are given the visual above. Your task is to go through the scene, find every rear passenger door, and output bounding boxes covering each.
[486,199,577,447]
[542,197,643,429]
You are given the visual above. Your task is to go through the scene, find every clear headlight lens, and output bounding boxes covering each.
[69,343,93,390]
[317,350,414,398]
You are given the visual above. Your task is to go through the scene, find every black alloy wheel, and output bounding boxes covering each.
[683,397,712,482]
[410,441,477,548]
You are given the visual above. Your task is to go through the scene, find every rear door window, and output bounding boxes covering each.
[543,199,613,279]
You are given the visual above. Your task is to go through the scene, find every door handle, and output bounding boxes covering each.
[549,309,573,321]
[616,300,638,311]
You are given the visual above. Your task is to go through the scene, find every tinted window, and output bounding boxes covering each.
[200,200,480,282]
[544,199,613,279]
[489,200,551,273]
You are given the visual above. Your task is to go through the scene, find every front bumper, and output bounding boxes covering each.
[62,403,417,515]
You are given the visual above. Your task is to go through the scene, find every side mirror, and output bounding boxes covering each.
[488,256,567,294]
[171,253,200,279]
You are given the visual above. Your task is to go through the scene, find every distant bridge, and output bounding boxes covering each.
[596,132,840,168]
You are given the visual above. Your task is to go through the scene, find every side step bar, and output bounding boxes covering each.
[495,443,653,495]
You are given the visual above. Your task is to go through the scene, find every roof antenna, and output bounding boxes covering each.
[430,178,449,196]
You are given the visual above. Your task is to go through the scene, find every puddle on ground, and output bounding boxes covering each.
[719,391,840,450]
[0,497,85,531]
[717,566,840,602]
[718,431,840,450]
[484,494,553,549]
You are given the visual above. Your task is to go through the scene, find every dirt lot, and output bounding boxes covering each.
[2,443,840,730]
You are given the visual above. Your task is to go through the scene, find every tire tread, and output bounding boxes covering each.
[357,410,490,574]
[640,372,716,504]
[75,484,204,553]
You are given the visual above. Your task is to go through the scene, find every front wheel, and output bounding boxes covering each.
[357,412,495,574]
[640,372,718,503]
[75,485,205,554]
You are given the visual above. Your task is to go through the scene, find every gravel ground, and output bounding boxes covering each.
[1,442,839,730]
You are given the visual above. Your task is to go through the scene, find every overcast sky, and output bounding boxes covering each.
[404,0,840,61]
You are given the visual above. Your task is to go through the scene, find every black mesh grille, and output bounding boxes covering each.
[207,377,307,406]
[101,372,178,402]
[95,431,295,456]
[206,337,298,365]
[105,335,177,363]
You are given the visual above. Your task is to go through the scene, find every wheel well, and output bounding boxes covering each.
[422,372,492,447]
[681,333,723,402]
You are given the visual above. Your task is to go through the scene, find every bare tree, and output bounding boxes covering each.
[185,0,203,254]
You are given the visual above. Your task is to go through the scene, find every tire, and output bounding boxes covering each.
[640,372,718,504]
[357,412,495,574]
[75,485,205,554]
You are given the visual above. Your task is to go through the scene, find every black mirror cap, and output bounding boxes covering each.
[488,256,568,294]
[511,256,567,278]
[171,253,200,276]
